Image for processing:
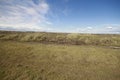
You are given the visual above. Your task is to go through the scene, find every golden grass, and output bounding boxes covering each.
[0,41,120,80]
[0,31,120,46]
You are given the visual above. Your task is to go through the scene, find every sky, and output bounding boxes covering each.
[0,0,120,34]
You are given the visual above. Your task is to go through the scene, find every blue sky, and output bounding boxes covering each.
[0,0,120,34]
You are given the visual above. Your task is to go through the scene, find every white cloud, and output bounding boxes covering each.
[0,0,52,31]
[106,26,113,29]
[74,25,120,34]
[87,27,93,30]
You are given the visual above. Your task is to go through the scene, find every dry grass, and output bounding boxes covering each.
[0,41,120,80]
[0,31,120,46]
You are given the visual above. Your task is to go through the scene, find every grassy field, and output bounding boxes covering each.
[0,31,120,80]
[0,31,120,46]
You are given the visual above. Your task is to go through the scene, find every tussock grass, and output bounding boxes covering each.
[0,31,120,80]
[0,41,120,80]
[0,31,120,46]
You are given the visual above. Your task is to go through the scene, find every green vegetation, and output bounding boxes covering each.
[0,31,120,80]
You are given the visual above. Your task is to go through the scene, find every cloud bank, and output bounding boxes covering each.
[75,25,120,34]
[0,0,52,31]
